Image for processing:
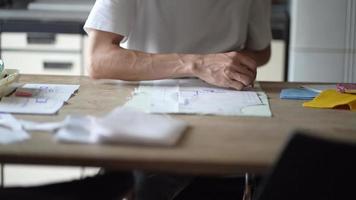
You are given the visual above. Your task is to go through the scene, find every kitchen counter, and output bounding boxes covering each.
[0,9,88,22]
[0,9,88,34]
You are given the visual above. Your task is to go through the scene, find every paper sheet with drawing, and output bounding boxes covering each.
[16,83,80,102]
[125,79,272,117]
[0,84,79,114]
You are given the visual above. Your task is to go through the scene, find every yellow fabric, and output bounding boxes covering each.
[303,89,356,111]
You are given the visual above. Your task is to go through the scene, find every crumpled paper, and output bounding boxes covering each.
[0,114,30,144]
[21,107,188,146]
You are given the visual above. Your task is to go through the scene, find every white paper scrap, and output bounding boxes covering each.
[302,84,336,93]
[0,114,30,144]
[94,107,188,146]
[54,107,188,146]
[20,119,66,132]
[55,116,98,144]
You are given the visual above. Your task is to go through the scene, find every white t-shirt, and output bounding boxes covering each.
[84,0,272,54]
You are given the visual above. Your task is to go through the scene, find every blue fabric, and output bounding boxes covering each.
[280,88,318,100]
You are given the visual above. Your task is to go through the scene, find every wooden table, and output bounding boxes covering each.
[0,75,355,176]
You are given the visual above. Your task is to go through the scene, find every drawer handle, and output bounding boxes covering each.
[27,32,56,44]
[43,62,73,70]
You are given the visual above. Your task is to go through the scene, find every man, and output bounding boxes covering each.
[84,0,271,90]
[84,0,271,200]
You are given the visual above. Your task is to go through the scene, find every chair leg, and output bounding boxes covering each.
[242,173,252,200]
[122,189,134,200]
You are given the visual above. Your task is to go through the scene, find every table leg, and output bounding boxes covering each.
[80,166,85,179]
[0,164,4,188]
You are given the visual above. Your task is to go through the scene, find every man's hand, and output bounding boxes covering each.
[191,52,257,90]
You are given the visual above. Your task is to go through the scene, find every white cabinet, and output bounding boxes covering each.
[257,40,285,82]
[354,62,356,82]
[2,51,82,76]
[289,0,356,83]
[292,0,348,50]
[83,35,90,76]
[1,32,84,76]
[290,51,346,82]
[1,33,82,51]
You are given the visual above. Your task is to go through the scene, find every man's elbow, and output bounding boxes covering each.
[259,45,271,66]
[87,55,104,79]
[86,52,134,81]
[85,29,125,80]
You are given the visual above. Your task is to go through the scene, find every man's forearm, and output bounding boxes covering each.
[87,30,268,89]
[88,45,270,81]
[89,45,197,80]
[87,29,200,80]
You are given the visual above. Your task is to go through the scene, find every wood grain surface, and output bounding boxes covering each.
[0,75,355,176]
